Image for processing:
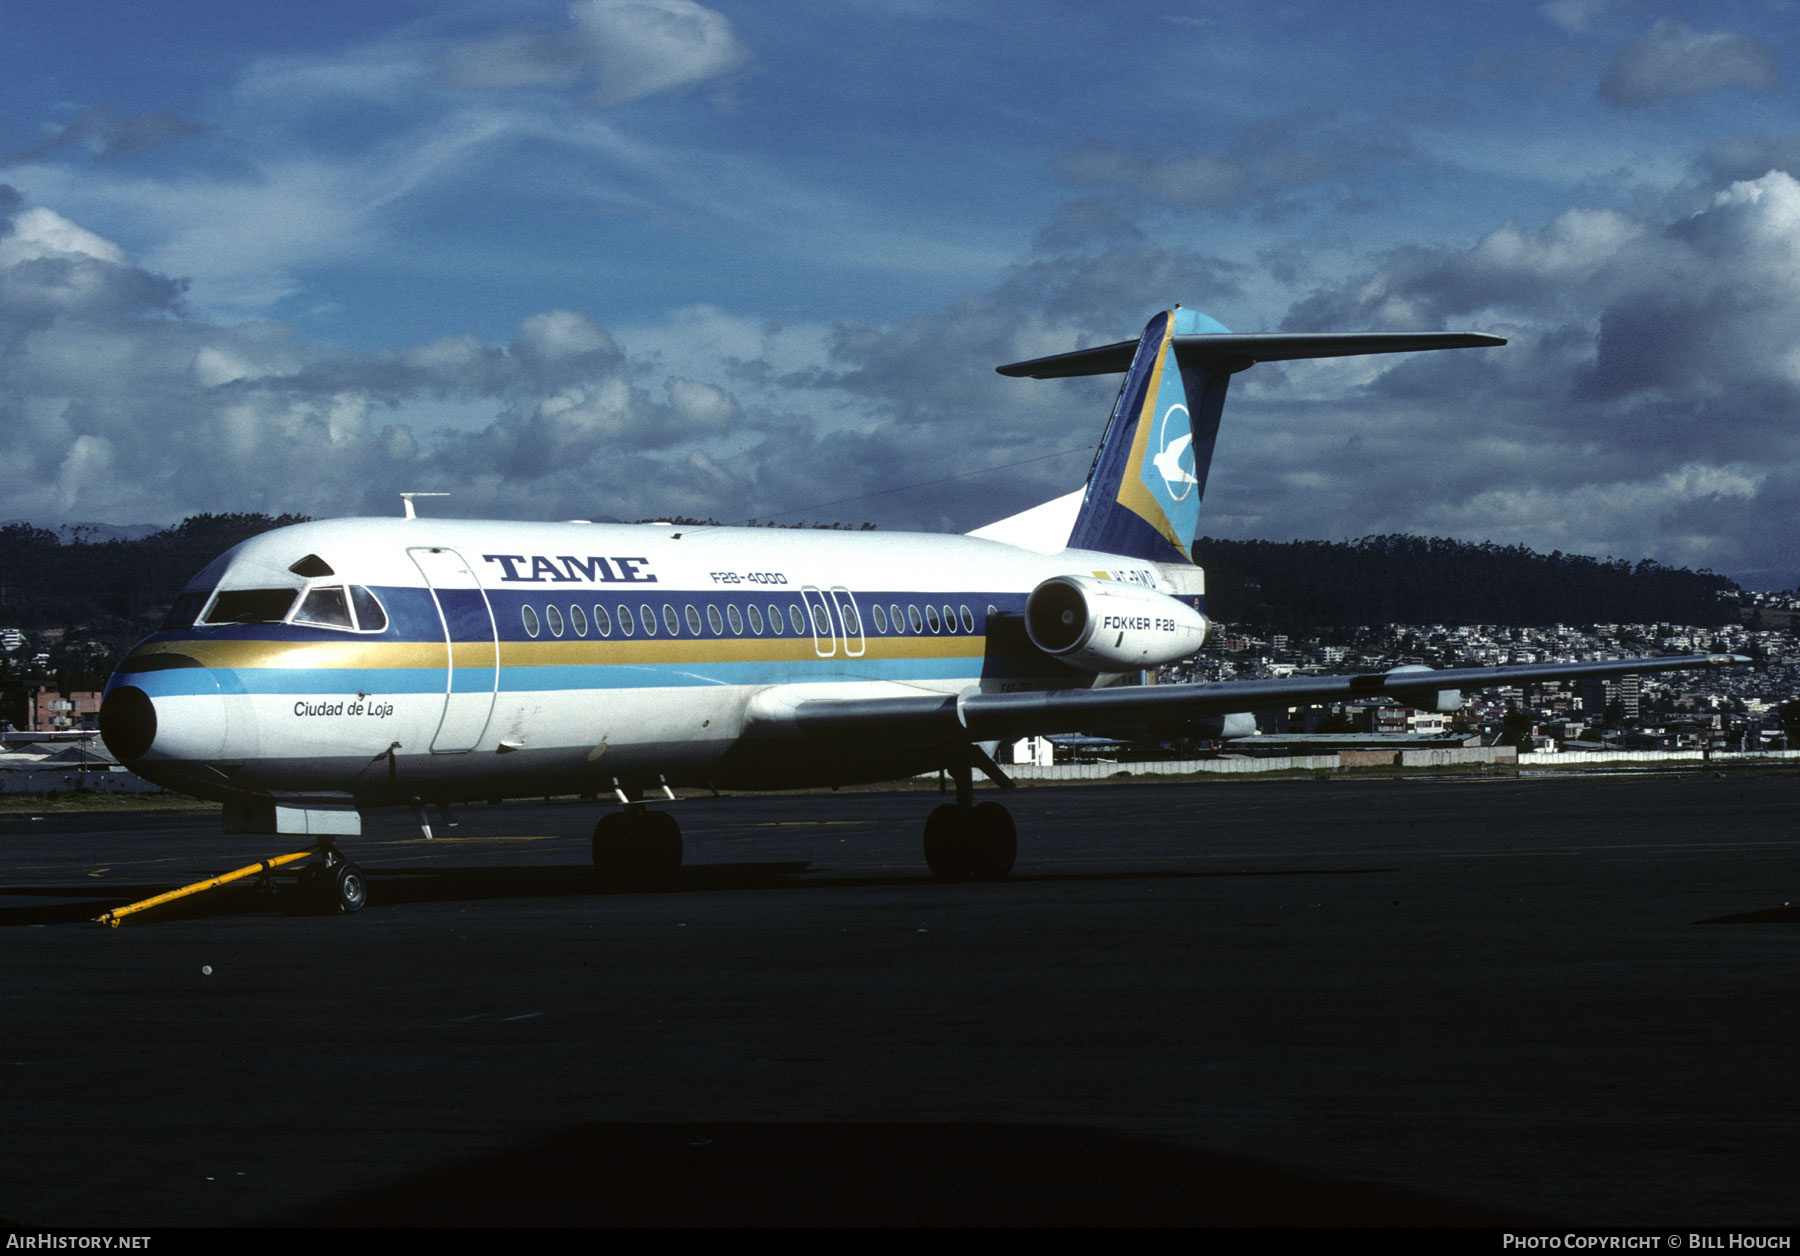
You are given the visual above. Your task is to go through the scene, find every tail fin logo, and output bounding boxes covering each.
[1153,405,1199,501]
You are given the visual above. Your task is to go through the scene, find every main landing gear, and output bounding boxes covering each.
[592,808,683,888]
[922,750,1017,882]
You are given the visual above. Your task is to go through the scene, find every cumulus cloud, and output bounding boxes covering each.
[0,187,762,528]
[1599,19,1780,110]
[1227,170,1800,587]
[438,0,750,106]
[4,140,1797,590]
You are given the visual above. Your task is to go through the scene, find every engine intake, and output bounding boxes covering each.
[1024,575,1209,672]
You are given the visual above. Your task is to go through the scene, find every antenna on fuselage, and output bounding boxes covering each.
[400,492,449,520]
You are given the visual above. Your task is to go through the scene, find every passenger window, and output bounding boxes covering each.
[522,605,541,638]
[570,604,588,637]
[618,605,636,636]
[872,604,888,634]
[890,604,904,633]
[960,605,975,633]
[639,603,656,636]
[941,605,955,633]
[908,605,924,633]
[708,605,725,635]
[767,604,784,635]
[350,586,388,633]
[727,605,743,634]
[842,603,860,634]
[685,604,703,635]
[205,588,300,625]
[546,604,565,637]
[749,604,766,635]
[295,586,354,629]
[594,604,612,637]
[810,604,830,636]
[788,604,806,635]
[926,605,942,632]
[663,604,680,636]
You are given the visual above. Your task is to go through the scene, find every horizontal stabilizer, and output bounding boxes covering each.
[997,331,1505,379]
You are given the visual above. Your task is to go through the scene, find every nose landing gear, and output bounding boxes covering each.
[296,847,368,915]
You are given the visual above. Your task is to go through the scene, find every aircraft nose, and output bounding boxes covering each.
[99,685,158,761]
[101,654,228,764]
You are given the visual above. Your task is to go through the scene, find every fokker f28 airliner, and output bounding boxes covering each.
[99,307,1747,912]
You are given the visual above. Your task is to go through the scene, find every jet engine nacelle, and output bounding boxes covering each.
[1024,574,1209,672]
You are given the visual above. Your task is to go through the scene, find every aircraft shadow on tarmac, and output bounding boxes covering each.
[268,1119,1550,1228]
[1,862,1399,927]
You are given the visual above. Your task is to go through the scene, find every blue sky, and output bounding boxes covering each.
[2,0,1797,589]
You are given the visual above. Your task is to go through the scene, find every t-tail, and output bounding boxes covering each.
[997,310,1506,565]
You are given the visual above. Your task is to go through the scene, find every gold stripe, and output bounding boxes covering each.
[128,639,445,670]
[135,634,985,671]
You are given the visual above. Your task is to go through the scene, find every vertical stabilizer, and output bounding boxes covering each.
[995,310,1504,565]
[1065,308,1230,565]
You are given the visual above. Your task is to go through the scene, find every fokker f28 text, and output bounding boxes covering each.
[99,307,1748,913]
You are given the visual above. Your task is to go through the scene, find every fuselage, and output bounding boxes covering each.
[101,517,1189,808]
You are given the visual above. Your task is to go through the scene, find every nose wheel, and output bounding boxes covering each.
[296,848,367,914]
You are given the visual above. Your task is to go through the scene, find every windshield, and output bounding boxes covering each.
[292,584,389,633]
[294,586,353,628]
[159,591,210,631]
[203,588,300,625]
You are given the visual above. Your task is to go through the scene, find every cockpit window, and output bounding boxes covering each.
[161,591,209,631]
[349,586,388,633]
[204,589,300,625]
[294,586,354,629]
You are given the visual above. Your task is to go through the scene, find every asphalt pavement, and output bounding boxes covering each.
[2,768,1796,1227]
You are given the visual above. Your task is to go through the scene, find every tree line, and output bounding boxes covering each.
[1192,534,1740,629]
[1,514,309,647]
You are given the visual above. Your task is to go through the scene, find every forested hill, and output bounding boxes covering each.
[1193,535,1740,629]
[1,514,310,634]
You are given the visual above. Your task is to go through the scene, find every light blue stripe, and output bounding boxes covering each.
[123,655,992,697]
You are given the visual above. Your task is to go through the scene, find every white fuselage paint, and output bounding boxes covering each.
[107,517,1189,805]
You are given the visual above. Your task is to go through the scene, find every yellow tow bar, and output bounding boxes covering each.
[94,848,317,928]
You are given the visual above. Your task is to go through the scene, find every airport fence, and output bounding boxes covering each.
[0,768,167,795]
[997,746,1797,780]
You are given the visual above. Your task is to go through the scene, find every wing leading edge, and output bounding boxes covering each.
[759,654,1748,744]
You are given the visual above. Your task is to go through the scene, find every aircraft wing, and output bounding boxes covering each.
[762,654,1749,744]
